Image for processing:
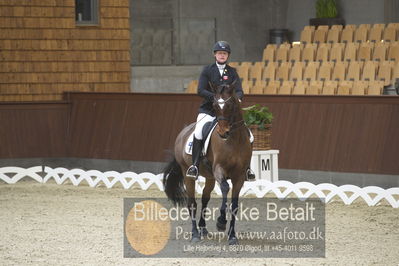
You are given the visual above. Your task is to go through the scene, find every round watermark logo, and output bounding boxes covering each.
[125,200,171,255]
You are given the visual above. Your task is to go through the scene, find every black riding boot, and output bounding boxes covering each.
[246,134,256,181]
[186,137,202,180]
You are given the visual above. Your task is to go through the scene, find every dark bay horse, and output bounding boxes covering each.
[163,83,252,245]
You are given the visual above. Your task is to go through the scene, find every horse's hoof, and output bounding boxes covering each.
[228,237,239,245]
[216,221,226,232]
[216,217,227,232]
[191,236,201,243]
[199,227,208,237]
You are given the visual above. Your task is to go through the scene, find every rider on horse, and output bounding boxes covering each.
[186,40,256,181]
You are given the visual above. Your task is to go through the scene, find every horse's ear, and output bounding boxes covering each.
[229,79,238,93]
[208,82,216,93]
[231,79,238,89]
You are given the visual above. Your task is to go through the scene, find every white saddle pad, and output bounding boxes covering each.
[185,123,217,155]
[184,124,254,155]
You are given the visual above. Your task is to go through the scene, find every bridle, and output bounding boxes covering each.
[213,95,245,136]
[214,96,232,122]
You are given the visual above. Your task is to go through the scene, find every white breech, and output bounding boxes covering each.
[194,113,215,140]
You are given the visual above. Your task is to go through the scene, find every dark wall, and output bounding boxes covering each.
[66,93,198,161]
[130,0,289,63]
[0,102,69,158]
[1,93,399,175]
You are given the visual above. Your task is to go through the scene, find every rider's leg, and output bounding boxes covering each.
[186,113,215,179]
[186,137,202,179]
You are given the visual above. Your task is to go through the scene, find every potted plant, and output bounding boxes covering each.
[242,104,273,150]
[309,0,345,27]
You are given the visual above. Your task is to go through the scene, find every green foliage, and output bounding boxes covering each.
[242,104,273,130]
[316,0,338,18]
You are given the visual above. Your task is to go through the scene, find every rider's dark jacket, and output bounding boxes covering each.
[197,63,244,116]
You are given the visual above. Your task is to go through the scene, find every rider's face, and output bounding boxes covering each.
[214,51,229,64]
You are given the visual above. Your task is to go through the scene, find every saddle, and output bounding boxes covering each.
[184,120,254,155]
[185,120,217,155]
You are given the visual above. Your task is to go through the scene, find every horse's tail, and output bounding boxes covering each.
[163,157,187,206]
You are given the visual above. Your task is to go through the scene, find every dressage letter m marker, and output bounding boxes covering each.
[261,159,270,171]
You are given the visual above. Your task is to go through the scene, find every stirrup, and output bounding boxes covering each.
[186,165,199,180]
[245,168,256,181]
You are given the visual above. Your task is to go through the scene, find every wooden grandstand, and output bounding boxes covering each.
[187,23,399,95]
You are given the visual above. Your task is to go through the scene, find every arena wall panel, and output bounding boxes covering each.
[0,93,399,176]
[64,93,399,175]
[0,101,69,157]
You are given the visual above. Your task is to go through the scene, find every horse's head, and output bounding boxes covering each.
[211,81,241,139]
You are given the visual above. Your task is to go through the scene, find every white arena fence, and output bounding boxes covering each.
[0,166,398,208]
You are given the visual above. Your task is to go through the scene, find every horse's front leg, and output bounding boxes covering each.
[198,178,215,238]
[216,178,229,232]
[212,164,229,232]
[227,177,244,245]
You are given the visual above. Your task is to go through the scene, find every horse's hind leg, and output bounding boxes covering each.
[185,178,201,243]
[198,178,215,237]
[188,196,200,243]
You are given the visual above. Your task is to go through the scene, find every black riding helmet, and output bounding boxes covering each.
[213,41,231,54]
